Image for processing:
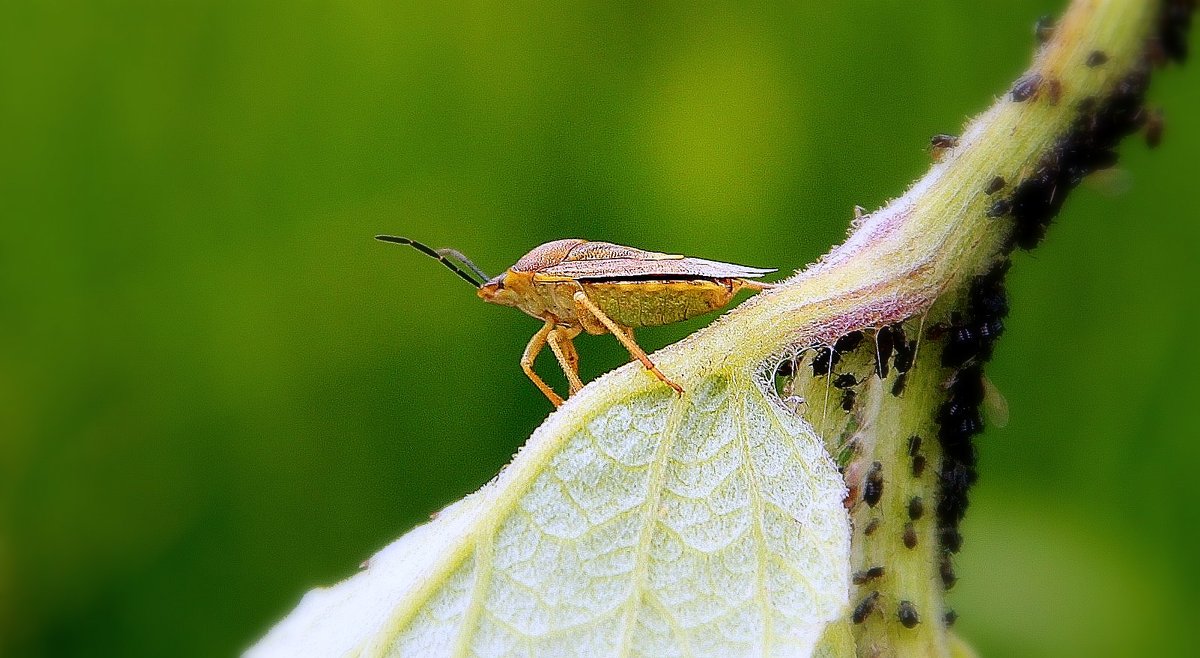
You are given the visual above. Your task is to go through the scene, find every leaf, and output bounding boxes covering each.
[247,370,851,657]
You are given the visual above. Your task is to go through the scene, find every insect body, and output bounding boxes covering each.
[377,236,775,406]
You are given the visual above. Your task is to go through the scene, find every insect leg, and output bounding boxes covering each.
[522,320,564,407]
[738,279,777,292]
[547,326,584,395]
[572,291,685,394]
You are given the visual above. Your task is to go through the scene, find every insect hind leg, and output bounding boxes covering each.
[738,278,778,292]
[572,290,684,395]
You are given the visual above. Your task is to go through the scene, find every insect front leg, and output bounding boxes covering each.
[546,325,584,395]
[521,319,565,406]
[571,290,684,395]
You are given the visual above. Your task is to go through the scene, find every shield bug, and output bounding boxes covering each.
[377,236,776,406]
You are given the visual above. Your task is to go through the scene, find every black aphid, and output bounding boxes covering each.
[1034,15,1055,44]
[835,331,865,354]
[864,461,884,507]
[811,346,839,376]
[897,601,920,629]
[908,497,925,520]
[875,327,895,379]
[834,373,859,389]
[852,591,880,624]
[852,566,886,584]
[1011,74,1043,102]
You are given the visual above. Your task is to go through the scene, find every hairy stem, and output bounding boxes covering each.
[653,0,1191,654]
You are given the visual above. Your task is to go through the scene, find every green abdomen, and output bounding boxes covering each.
[583,280,737,328]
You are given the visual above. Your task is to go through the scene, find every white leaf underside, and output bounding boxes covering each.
[247,374,850,658]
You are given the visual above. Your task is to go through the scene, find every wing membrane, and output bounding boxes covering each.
[538,256,776,280]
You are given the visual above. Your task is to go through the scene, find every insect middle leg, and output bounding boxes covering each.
[546,325,584,394]
[571,290,685,394]
[522,319,565,407]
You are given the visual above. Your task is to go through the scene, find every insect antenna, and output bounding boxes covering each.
[435,247,491,282]
[375,235,483,287]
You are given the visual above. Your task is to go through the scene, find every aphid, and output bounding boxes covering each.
[811,346,839,376]
[834,373,860,389]
[897,601,920,628]
[835,331,865,354]
[1145,109,1164,149]
[864,461,884,507]
[911,453,927,478]
[908,496,925,520]
[943,324,982,367]
[841,389,857,412]
[843,484,858,510]
[852,566,886,584]
[941,527,964,553]
[902,522,918,549]
[890,372,908,397]
[1047,78,1063,106]
[1086,50,1109,67]
[940,554,958,589]
[908,435,927,477]
[987,198,1012,218]
[1011,74,1043,102]
[930,134,959,149]
[944,609,959,626]
[378,236,775,406]
[930,134,959,160]
[852,591,880,624]
[893,335,915,374]
[875,327,894,379]
[985,176,1007,195]
[1034,15,1055,44]
[977,318,1005,341]
[907,435,923,456]
[863,518,880,536]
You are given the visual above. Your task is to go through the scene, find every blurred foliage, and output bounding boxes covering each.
[1,1,1196,656]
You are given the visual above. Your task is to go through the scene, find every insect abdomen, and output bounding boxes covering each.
[583,280,736,328]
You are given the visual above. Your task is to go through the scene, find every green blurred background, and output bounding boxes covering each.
[2,1,1196,656]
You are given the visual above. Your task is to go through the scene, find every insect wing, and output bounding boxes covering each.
[537,255,776,281]
[511,239,587,272]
